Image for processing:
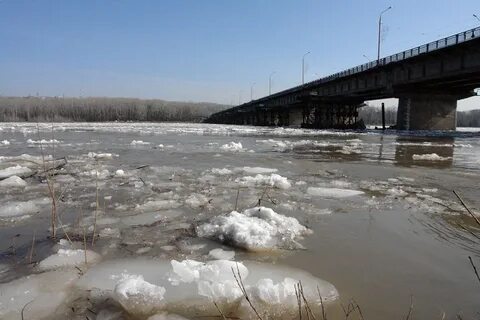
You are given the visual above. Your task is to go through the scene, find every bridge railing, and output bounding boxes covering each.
[308,26,480,86]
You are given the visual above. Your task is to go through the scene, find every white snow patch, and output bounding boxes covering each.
[211,168,233,175]
[88,152,115,160]
[307,187,364,198]
[196,206,310,250]
[115,169,126,176]
[1,140,10,145]
[26,138,61,144]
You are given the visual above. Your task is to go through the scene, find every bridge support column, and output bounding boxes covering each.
[397,93,458,130]
[289,108,303,127]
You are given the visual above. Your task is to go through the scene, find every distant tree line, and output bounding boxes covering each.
[359,105,480,127]
[0,96,229,122]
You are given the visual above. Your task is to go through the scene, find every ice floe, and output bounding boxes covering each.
[220,141,243,151]
[196,206,310,250]
[185,193,210,208]
[38,248,101,271]
[208,248,235,260]
[0,140,10,145]
[210,168,233,175]
[26,138,61,144]
[76,258,338,319]
[0,175,27,187]
[307,187,364,198]
[131,140,151,145]
[236,173,291,190]
[241,166,278,174]
[412,153,452,161]
[0,165,33,179]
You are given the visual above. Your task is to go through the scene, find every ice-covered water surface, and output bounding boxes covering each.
[0,122,480,320]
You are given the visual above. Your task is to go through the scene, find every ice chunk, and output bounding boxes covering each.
[115,169,126,176]
[220,141,243,151]
[211,168,233,175]
[1,140,10,145]
[412,153,451,161]
[136,200,182,212]
[237,173,291,190]
[208,248,235,260]
[88,152,115,160]
[185,194,209,208]
[0,175,27,187]
[0,270,79,320]
[241,167,278,174]
[307,187,364,198]
[148,313,190,320]
[0,200,40,218]
[26,138,60,144]
[115,274,166,316]
[76,258,338,319]
[131,140,151,145]
[38,249,101,271]
[196,206,310,250]
[0,165,33,179]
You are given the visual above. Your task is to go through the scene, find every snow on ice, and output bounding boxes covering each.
[196,206,311,250]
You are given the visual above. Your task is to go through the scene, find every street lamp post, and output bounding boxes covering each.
[302,51,310,85]
[250,82,256,101]
[269,72,276,95]
[377,6,392,65]
[474,14,480,22]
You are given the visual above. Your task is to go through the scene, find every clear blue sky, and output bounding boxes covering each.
[0,0,479,109]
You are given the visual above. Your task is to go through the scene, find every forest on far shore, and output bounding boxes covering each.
[0,96,478,127]
[0,96,229,122]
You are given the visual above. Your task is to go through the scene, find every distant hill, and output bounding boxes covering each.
[359,105,480,127]
[0,96,230,122]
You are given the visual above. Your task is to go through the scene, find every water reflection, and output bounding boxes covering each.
[394,136,454,168]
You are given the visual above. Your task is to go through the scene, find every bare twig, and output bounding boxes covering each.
[298,281,316,320]
[21,300,34,320]
[83,226,88,266]
[231,264,263,320]
[234,187,240,212]
[294,283,303,320]
[468,256,480,286]
[404,295,414,320]
[213,300,227,320]
[453,190,480,227]
[28,231,36,264]
[317,285,326,320]
[91,161,99,246]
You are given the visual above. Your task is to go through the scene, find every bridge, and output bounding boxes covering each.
[205,27,480,130]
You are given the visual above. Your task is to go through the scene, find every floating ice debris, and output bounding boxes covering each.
[307,187,364,198]
[99,227,121,238]
[26,138,61,144]
[412,153,452,161]
[0,140,10,145]
[115,169,126,176]
[0,175,27,187]
[237,173,291,190]
[115,274,166,316]
[210,168,233,175]
[185,193,209,208]
[308,208,333,215]
[241,166,278,174]
[220,141,243,151]
[0,200,44,218]
[38,249,101,271]
[77,258,338,319]
[0,165,33,179]
[196,206,310,250]
[0,270,79,320]
[131,140,151,145]
[136,200,182,212]
[88,152,115,160]
[208,248,235,260]
[81,169,110,179]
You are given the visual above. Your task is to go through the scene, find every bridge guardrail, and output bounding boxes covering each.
[312,26,480,85]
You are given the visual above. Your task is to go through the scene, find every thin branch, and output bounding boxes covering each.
[231,264,263,320]
[213,300,227,320]
[468,256,480,286]
[453,190,480,227]
[404,295,414,320]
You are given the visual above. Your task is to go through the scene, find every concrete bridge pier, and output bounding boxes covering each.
[396,93,461,130]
